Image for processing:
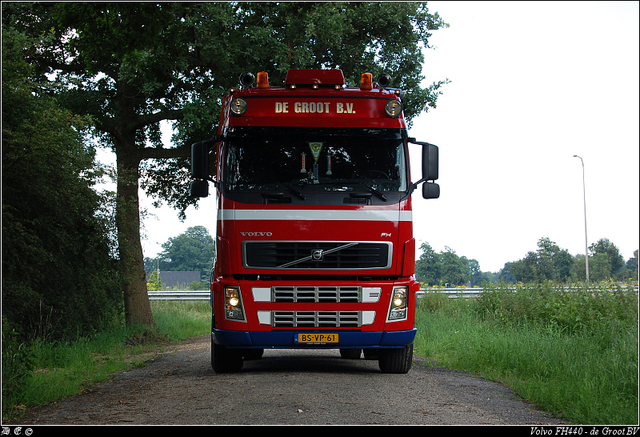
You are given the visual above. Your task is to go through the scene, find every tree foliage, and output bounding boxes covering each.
[415,236,637,286]
[507,237,634,283]
[153,226,215,281]
[415,243,478,286]
[508,237,574,283]
[2,22,121,341]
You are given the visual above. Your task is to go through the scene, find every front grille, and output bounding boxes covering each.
[272,286,360,302]
[243,241,391,270]
[272,311,361,328]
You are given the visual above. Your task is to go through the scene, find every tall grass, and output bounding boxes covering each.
[2,301,211,421]
[414,282,638,424]
[150,300,211,339]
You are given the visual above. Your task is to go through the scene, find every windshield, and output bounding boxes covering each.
[222,129,408,204]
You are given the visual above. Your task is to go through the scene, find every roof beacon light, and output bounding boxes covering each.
[257,71,269,89]
[360,72,373,90]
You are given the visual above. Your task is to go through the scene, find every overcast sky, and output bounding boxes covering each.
[408,1,639,272]
[104,1,638,274]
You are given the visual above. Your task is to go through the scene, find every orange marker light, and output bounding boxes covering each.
[257,71,269,89]
[360,73,373,90]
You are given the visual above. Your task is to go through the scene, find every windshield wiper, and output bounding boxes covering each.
[260,184,305,202]
[358,182,387,201]
[284,183,306,200]
[326,179,387,201]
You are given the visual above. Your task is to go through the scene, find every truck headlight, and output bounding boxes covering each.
[387,286,408,322]
[384,99,402,118]
[230,98,248,116]
[224,286,246,321]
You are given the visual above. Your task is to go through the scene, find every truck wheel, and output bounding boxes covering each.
[378,344,413,374]
[211,339,243,373]
[339,348,362,359]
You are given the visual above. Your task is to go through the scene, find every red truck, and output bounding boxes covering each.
[190,69,439,373]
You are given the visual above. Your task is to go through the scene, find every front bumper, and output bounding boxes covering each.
[213,327,417,349]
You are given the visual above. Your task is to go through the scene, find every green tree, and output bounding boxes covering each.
[511,251,538,283]
[589,253,613,283]
[589,238,625,278]
[552,249,574,282]
[415,242,441,285]
[462,257,484,286]
[498,262,517,284]
[440,247,470,286]
[619,249,639,281]
[2,21,120,340]
[415,243,475,286]
[570,254,588,283]
[157,226,215,280]
[511,237,573,283]
[146,271,164,291]
[536,237,573,282]
[9,2,448,327]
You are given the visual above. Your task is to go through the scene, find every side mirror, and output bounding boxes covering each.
[191,140,213,180]
[408,138,440,199]
[190,139,216,198]
[422,143,439,181]
[422,182,440,199]
[189,180,209,198]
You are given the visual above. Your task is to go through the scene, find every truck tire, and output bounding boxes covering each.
[378,344,413,374]
[211,339,243,373]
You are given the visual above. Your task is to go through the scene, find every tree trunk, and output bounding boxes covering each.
[116,141,155,328]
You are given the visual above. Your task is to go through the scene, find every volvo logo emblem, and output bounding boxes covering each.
[311,249,324,261]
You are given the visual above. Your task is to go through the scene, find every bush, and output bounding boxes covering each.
[476,281,638,335]
[2,319,34,418]
[2,23,123,342]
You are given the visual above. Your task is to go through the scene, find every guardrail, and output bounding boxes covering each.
[416,288,482,299]
[149,286,637,301]
[148,290,210,301]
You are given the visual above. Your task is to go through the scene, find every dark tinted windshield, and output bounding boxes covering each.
[223,130,408,204]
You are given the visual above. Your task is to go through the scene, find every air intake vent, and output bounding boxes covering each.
[272,311,361,328]
[273,286,360,302]
[243,242,391,270]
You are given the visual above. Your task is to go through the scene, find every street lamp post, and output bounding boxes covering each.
[573,155,589,282]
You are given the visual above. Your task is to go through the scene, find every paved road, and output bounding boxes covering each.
[20,334,564,425]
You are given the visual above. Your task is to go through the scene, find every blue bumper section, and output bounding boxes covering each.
[212,328,416,349]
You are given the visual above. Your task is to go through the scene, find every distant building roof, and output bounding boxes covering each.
[146,271,201,289]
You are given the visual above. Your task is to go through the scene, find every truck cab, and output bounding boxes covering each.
[190,69,439,373]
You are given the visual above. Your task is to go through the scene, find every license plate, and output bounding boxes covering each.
[295,333,339,344]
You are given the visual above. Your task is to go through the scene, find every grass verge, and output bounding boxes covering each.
[414,283,638,425]
[3,300,211,422]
